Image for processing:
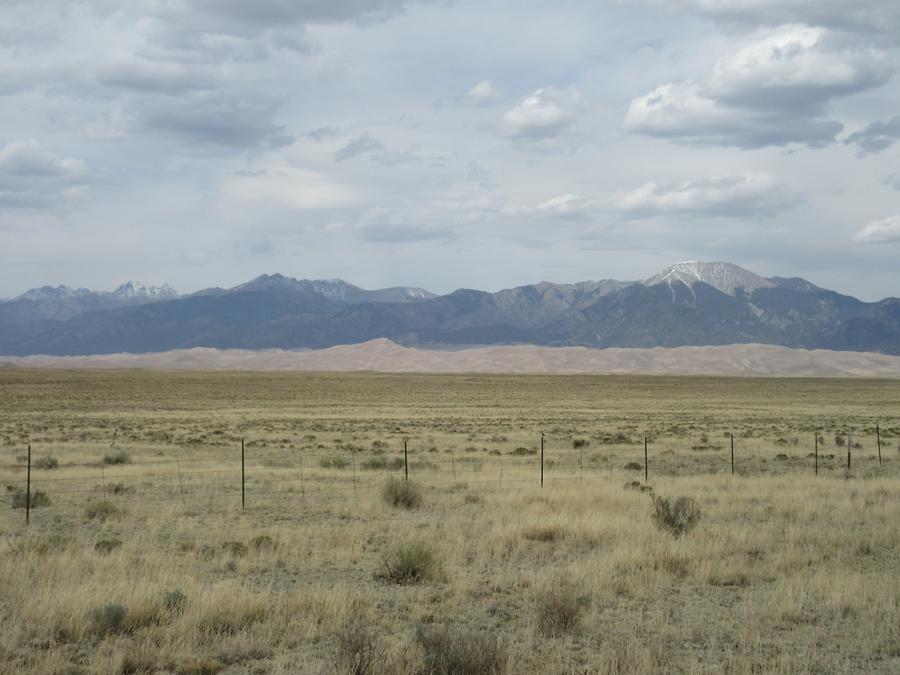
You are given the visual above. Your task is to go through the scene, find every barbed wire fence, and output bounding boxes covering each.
[2,424,895,527]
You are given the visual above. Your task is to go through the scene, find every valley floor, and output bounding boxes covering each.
[1,371,899,674]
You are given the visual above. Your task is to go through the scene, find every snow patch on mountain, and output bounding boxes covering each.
[644,261,775,297]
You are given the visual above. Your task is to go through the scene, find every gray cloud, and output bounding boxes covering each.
[98,60,218,95]
[649,1,900,44]
[0,141,90,209]
[845,116,900,155]
[334,133,386,162]
[134,93,294,150]
[885,174,900,191]
[354,207,455,242]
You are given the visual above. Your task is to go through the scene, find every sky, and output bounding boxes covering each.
[1,0,899,301]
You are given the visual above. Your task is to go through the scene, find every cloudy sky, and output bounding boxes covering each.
[1,0,899,300]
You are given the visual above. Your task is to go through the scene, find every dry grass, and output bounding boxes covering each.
[0,371,899,673]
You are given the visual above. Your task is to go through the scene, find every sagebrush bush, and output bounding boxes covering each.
[377,541,439,584]
[521,525,566,542]
[320,456,350,469]
[534,578,588,636]
[651,496,701,537]
[416,624,506,675]
[382,478,422,509]
[332,618,384,675]
[94,539,122,555]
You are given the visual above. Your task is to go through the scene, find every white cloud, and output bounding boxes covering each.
[852,216,900,244]
[466,80,502,105]
[221,165,357,211]
[499,86,582,139]
[625,26,890,148]
[707,26,890,110]
[613,174,798,218]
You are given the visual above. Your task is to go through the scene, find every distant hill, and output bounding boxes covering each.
[0,262,898,356]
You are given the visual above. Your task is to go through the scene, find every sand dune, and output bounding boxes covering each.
[2,339,900,377]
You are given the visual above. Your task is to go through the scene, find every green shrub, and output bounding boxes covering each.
[250,535,277,552]
[572,439,590,449]
[89,603,128,636]
[11,489,51,509]
[377,541,439,585]
[416,624,506,675]
[534,578,589,636]
[510,447,536,456]
[624,462,643,471]
[382,478,422,509]
[651,496,701,537]
[103,450,132,465]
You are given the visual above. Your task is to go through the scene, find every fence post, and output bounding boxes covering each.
[299,452,305,499]
[404,439,409,481]
[241,437,246,509]
[814,433,818,476]
[540,432,544,488]
[730,433,734,475]
[644,436,648,481]
[26,444,31,526]
[847,426,852,471]
[876,423,882,466]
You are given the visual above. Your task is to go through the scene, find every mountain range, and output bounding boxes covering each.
[1,262,898,357]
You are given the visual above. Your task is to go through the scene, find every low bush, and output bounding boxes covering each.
[510,447,536,456]
[85,499,122,521]
[332,618,384,675]
[651,496,701,537]
[11,489,51,509]
[624,462,643,471]
[522,525,566,543]
[382,478,422,509]
[572,439,590,449]
[361,456,405,471]
[164,590,187,612]
[103,449,132,465]
[377,541,439,585]
[320,456,350,469]
[534,578,589,636]
[416,624,506,675]
[94,539,123,555]
[35,455,59,469]
[222,541,248,557]
[89,603,128,636]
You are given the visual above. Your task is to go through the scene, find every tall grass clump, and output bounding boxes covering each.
[416,624,506,675]
[534,577,588,636]
[382,478,422,509]
[651,495,701,537]
[332,618,384,675]
[376,541,439,584]
[103,449,132,465]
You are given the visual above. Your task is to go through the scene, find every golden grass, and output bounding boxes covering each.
[0,370,899,673]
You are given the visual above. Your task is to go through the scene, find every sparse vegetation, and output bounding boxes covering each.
[103,449,132,465]
[0,371,898,674]
[11,489,50,509]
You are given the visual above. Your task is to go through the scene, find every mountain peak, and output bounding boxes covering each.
[644,261,775,297]
[113,281,178,299]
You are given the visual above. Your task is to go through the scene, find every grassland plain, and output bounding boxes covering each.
[1,370,899,674]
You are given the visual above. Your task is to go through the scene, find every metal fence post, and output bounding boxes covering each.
[26,444,31,526]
